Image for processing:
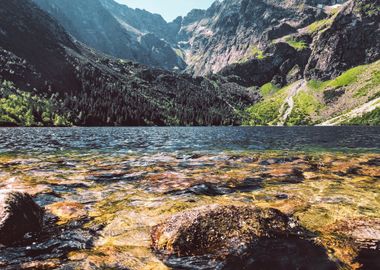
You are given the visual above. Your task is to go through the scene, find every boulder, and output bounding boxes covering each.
[0,191,44,245]
[152,205,339,269]
[152,205,297,257]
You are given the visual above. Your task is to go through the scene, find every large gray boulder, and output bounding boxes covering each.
[0,191,44,245]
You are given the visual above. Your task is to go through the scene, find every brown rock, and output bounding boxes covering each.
[46,201,87,224]
[152,204,299,257]
[21,259,60,270]
[328,218,380,250]
[152,205,340,269]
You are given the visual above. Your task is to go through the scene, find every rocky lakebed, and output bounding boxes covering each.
[0,150,379,270]
[0,127,379,269]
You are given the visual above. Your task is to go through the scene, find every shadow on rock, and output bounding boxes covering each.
[0,214,97,268]
[0,213,96,269]
[0,192,98,268]
[223,237,338,270]
[355,249,380,270]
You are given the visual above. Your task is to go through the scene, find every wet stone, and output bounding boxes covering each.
[151,205,296,257]
[361,158,380,167]
[165,183,233,196]
[34,193,62,207]
[166,178,263,197]
[46,201,88,224]
[330,218,380,250]
[0,215,95,268]
[88,171,144,183]
[336,166,362,176]
[327,218,380,269]
[20,259,60,270]
[259,157,300,166]
[0,192,44,245]
[263,168,305,184]
[178,161,216,168]
[151,204,339,269]
[225,177,263,192]
[275,193,289,200]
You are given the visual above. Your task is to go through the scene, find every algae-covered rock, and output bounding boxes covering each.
[326,218,380,268]
[151,204,299,257]
[152,205,283,254]
[0,191,44,245]
[336,218,380,249]
[151,205,339,269]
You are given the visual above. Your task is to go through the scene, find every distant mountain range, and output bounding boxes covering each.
[0,0,379,126]
[0,0,256,126]
[30,0,348,75]
[32,0,185,71]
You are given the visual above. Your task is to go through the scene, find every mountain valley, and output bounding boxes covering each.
[0,0,379,126]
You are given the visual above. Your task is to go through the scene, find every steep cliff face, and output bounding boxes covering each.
[32,0,185,70]
[30,0,352,76]
[240,0,380,126]
[29,0,355,77]
[219,43,311,87]
[178,0,329,75]
[305,0,380,80]
[216,0,379,87]
[0,0,256,126]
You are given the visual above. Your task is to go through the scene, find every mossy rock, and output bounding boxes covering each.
[152,205,340,269]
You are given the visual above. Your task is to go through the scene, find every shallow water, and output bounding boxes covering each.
[0,127,379,270]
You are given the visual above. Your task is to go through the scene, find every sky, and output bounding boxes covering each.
[115,0,215,22]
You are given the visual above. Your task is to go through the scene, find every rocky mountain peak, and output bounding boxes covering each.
[178,0,329,75]
[1,0,257,126]
[305,0,380,80]
[32,0,186,70]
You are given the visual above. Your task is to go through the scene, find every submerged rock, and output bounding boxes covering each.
[344,219,380,249]
[322,218,380,269]
[46,201,87,224]
[151,205,299,257]
[361,158,380,167]
[165,183,232,196]
[152,205,338,269]
[166,178,263,197]
[0,191,44,245]
[0,213,95,268]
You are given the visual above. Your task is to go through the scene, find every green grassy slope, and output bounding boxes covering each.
[244,60,380,126]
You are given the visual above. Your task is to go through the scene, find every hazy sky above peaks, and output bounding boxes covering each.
[115,0,215,21]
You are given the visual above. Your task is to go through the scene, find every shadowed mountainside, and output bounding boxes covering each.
[32,0,186,71]
[0,0,257,126]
